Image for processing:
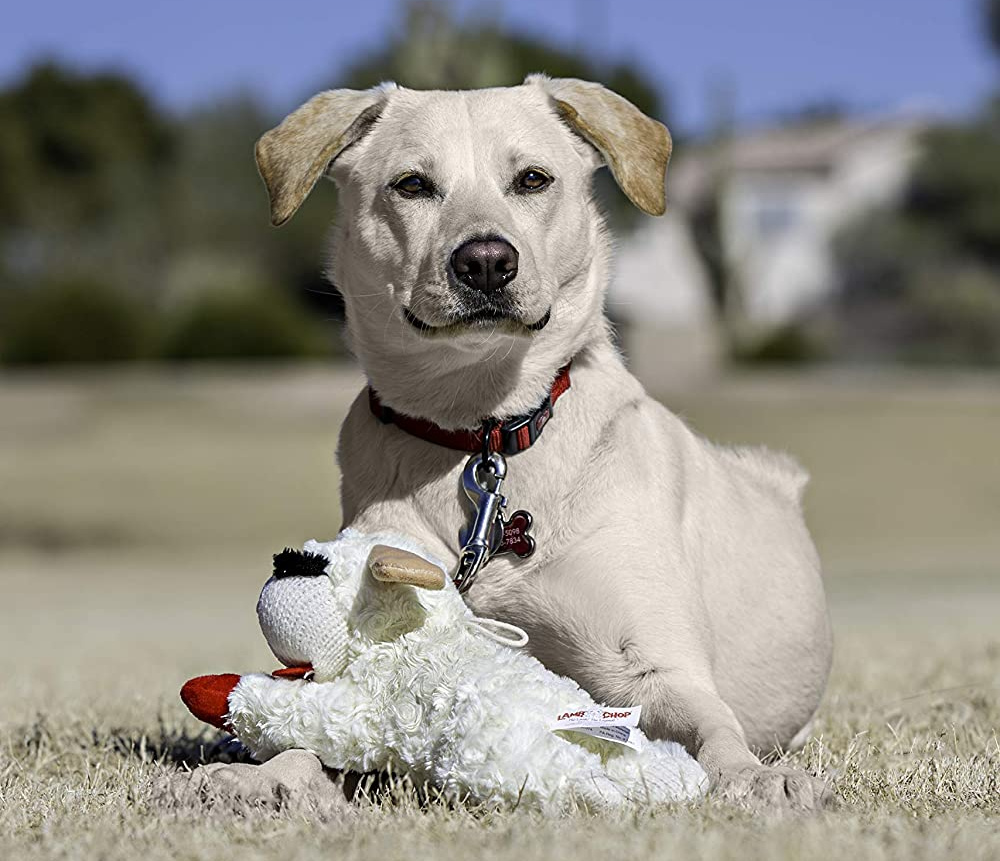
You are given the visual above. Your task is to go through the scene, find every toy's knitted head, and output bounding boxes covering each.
[257,529,466,682]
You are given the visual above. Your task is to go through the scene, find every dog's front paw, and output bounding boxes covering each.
[167,749,354,818]
[711,764,834,812]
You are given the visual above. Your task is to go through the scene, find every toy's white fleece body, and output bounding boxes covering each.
[226,530,706,815]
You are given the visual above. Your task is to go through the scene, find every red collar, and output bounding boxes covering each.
[369,364,571,456]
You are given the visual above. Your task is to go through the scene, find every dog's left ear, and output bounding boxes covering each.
[528,75,672,217]
[255,84,395,226]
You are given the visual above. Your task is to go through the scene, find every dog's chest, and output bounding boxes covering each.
[338,379,646,596]
[412,445,570,561]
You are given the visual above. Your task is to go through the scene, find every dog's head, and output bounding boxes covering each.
[255,76,670,408]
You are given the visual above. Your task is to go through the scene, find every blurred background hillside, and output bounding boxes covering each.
[1,0,998,611]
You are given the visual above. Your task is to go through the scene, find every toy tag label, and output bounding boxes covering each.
[550,706,643,751]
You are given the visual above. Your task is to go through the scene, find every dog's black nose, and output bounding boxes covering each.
[450,239,519,293]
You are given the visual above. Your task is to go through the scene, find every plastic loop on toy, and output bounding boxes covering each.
[467,616,529,648]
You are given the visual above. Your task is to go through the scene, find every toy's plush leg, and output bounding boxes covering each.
[173,671,350,816]
[180,668,314,730]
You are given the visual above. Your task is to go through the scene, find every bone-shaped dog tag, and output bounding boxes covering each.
[494,510,535,559]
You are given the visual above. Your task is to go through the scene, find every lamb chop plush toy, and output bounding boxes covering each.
[181,529,706,814]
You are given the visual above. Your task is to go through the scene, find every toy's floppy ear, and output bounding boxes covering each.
[255,84,395,226]
[527,74,672,216]
[367,545,446,591]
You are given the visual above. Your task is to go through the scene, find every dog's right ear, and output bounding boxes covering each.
[255,85,395,226]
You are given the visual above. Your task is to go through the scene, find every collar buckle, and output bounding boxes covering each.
[499,393,553,455]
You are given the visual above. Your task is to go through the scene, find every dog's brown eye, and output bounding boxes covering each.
[392,173,433,197]
[517,169,553,192]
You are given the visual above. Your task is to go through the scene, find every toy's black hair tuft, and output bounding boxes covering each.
[272,548,330,579]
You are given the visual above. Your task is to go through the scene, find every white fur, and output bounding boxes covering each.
[228,530,706,814]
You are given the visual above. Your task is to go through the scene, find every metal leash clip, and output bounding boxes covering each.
[453,451,535,594]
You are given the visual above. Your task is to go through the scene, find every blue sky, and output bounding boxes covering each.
[2,0,996,133]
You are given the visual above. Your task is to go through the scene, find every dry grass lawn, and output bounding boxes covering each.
[2,365,999,860]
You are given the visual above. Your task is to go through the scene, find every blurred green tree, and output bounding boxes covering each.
[0,62,173,295]
[0,70,341,362]
[0,62,172,229]
[905,108,1000,266]
[0,276,150,364]
[160,280,329,361]
[162,96,343,320]
[341,1,660,116]
[987,0,1000,55]
[831,101,1000,365]
[812,4,1000,365]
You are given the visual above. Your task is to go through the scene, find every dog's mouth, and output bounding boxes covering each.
[403,306,551,336]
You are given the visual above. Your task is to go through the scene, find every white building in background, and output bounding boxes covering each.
[610,210,719,383]
[610,116,926,385]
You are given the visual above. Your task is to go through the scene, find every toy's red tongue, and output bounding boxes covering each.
[271,665,313,679]
[180,666,315,730]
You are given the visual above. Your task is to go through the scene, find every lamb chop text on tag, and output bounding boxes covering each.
[550,706,643,751]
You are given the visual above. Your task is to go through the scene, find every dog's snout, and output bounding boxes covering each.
[450,239,519,293]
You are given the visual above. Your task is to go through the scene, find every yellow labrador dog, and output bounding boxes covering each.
[231,75,833,809]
